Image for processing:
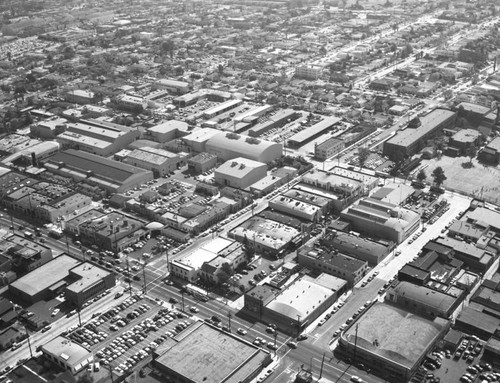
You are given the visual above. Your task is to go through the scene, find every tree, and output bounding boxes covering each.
[218,64,224,75]
[416,169,426,183]
[161,39,175,59]
[77,373,94,383]
[357,147,370,169]
[466,144,477,164]
[432,166,447,188]
[407,117,421,129]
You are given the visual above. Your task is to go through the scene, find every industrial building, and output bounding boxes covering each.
[0,233,53,275]
[383,109,456,160]
[40,336,93,374]
[297,245,369,286]
[478,137,500,165]
[124,147,183,177]
[43,149,154,194]
[154,321,271,383]
[203,99,243,119]
[341,197,420,243]
[214,158,267,189]
[268,195,322,222]
[56,120,140,157]
[244,274,346,334]
[187,152,218,174]
[287,116,341,148]
[314,137,345,161]
[9,255,115,307]
[337,302,449,382]
[206,132,282,163]
[146,120,189,143]
[229,217,300,256]
[321,230,392,266]
[154,79,190,94]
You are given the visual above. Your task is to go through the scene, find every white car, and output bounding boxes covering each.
[237,328,247,335]
[189,306,199,313]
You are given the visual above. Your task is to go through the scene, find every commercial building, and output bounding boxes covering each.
[187,152,218,174]
[0,233,53,274]
[383,109,456,160]
[206,132,282,163]
[340,197,420,243]
[65,263,115,308]
[170,238,245,283]
[43,149,154,194]
[447,128,481,156]
[56,120,140,157]
[244,274,346,334]
[314,137,345,161]
[288,116,341,148]
[65,89,95,104]
[182,128,220,153]
[154,321,271,383]
[297,245,369,287]
[295,65,323,80]
[41,336,93,374]
[35,192,93,223]
[124,147,183,177]
[321,230,391,266]
[214,158,268,189]
[478,137,500,165]
[337,302,449,382]
[466,206,500,234]
[9,255,80,303]
[77,210,148,253]
[146,120,189,143]
[268,195,322,222]
[385,281,461,319]
[434,236,495,273]
[229,217,300,256]
[247,109,300,137]
[155,79,190,95]
[30,116,67,139]
[203,99,243,119]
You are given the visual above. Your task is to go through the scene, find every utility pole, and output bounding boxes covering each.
[25,327,33,358]
[142,260,147,294]
[107,363,114,383]
[273,331,278,355]
[77,307,82,327]
[296,314,301,338]
[181,291,185,312]
[353,323,359,365]
[319,353,325,379]
[227,311,232,332]
[126,256,132,296]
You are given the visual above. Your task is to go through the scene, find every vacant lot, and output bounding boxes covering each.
[421,156,500,204]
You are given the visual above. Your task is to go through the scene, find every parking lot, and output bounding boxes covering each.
[411,335,499,383]
[62,294,196,378]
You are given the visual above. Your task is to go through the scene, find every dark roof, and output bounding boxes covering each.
[398,264,430,282]
[0,298,13,316]
[45,149,144,182]
[456,307,500,335]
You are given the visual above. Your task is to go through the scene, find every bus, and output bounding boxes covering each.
[49,228,63,239]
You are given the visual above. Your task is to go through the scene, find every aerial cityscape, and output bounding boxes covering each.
[1,0,500,383]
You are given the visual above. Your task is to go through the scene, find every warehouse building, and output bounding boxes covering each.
[268,195,322,222]
[297,245,369,287]
[124,147,183,177]
[288,116,341,148]
[341,197,420,243]
[154,321,271,383]
[43,149,154,194]
[206,132,282,163]
[187,152,218,174]
[314,137,345,161]
[214,158,267,189]
[155,79,190,95]
[146,120,189,143]
[244,274,346,334]
[383,109,456,160]
[337,302,449,382]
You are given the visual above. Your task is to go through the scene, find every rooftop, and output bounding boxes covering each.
[385,109,455,147]
[126,147,178,166]
[301,246,367,273]
[466,207,500,231]
[41,335,92,369]
[267,275,336,319]
[156,322,269,383]
[342,302,447,369]
[10,254,81,297]
[215,157,267,178]
[66,263,112,294]
[288,116,340,145]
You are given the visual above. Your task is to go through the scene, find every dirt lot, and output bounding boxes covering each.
[421,156,500,204]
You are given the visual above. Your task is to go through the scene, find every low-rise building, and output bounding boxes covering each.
[146,120,189,143]
[314,137,345,161]
[40,336,93,374]
[268,195,321,222]
[0,233,53,274]
[187,152,218,174]
[297,245,369,287]
[341,197,420,243]
[244,274,346,334]
[478,137,500,164]
[154,79,190,95]
[214,158,267,190]
[124,147,183,177]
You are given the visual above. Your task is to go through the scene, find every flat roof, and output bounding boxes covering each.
[127,147,178,165]
[267,275,335,319]
[148,119,188,134]
[342,302,447,369]
[270,195,320,216]
[11,255,81,297]
[385,109,455,148]
[467,207,500,231]
[41,335,91,369]
[288,116,340,145]
[232,216,299,249]
[203,99,242,116]
[156,322,269,383]
[215,157,266,178]
[175,248,218,270]
[45,149,150,182]
[66,263,112,294]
